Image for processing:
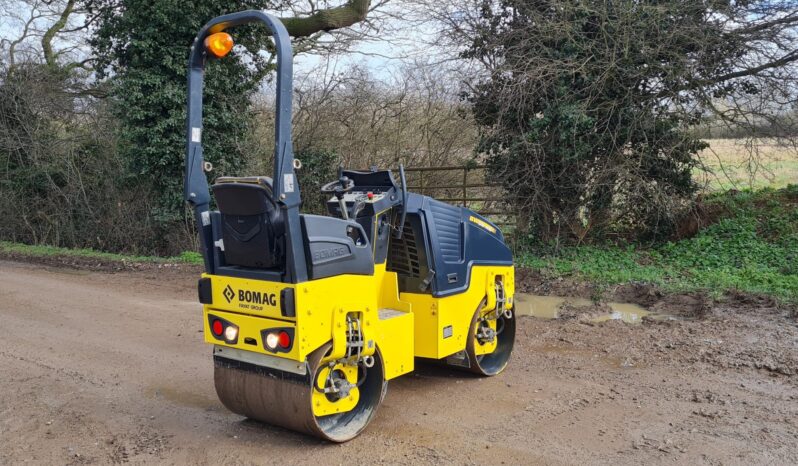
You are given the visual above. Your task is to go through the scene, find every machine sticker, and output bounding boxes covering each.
[284,174,295,193]
[442,325,453,339]
[468,215,497,234]
[221,284,278,311]
[191,127,201,143]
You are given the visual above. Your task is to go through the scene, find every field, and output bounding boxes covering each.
[697,139,798,191]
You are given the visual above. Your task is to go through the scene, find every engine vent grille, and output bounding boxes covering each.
[388,222,421,278]
[428,201,463,263]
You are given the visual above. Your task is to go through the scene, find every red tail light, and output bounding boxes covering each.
[278,330,290,348]
[261,327,294,353]
[211,319,223,336]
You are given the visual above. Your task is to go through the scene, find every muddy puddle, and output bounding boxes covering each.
[513,293,673,324]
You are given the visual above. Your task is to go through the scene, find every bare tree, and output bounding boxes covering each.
[242,59,478,210]
[288,60,475,166]
[1,0,95,71]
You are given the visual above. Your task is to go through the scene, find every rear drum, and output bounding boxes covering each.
[214,343,386,442]
[465,300,516,376]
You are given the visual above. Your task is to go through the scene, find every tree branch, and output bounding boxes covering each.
[280,0,371,38]
[737,12,798,35]
[655,50,798,100]
[6,6,44,69]
[710,50,798,84]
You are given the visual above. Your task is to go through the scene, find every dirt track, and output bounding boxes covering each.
[1,260,796,465]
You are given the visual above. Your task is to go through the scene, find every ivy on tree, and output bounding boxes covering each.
[464,0,798,245]
[87,0,372,247]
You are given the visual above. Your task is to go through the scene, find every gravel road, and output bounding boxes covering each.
[1,260,796,465]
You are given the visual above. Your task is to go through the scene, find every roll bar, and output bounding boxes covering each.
[183,10,307,281]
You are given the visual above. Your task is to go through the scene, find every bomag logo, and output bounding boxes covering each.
[238,289,277,306]
[313,247,348,261]
[222,284,277,309]
[223,285,235,303]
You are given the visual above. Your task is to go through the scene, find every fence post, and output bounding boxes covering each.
[462,168,468,207]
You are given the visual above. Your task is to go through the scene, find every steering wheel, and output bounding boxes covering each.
[320,176,355,197]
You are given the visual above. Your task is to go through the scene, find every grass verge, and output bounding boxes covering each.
[0,241,203,265]
[519,185,798,303]
[4,186,796,302]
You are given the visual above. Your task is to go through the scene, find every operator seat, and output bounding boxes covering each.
[211,176,284,269]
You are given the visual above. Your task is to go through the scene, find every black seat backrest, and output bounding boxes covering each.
[212,177,284,269]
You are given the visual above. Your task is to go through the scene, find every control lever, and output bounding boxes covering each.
[320,174,355,220]
[336,176,350,220]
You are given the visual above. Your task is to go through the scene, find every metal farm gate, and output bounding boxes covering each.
[367,165,516,233]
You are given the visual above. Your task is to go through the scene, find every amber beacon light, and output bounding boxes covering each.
[204,32,234,58]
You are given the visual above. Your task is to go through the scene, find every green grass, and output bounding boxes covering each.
[0,241,203,265]
[519,185,798,302]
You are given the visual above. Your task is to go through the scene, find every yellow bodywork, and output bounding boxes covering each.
[202,262,513,414]
[400,266,514,359]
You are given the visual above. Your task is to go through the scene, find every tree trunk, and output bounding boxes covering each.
[42,0,76,68]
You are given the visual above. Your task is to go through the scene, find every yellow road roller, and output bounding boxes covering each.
[183,10,516,442]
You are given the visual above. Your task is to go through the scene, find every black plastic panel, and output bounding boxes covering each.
[280,288,296,317]
[198,277,213,304]
[341,169,398,190]
[301,215,374,280]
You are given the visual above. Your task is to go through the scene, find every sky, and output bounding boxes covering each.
[285,3,450,81]
[0,0,445,83]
